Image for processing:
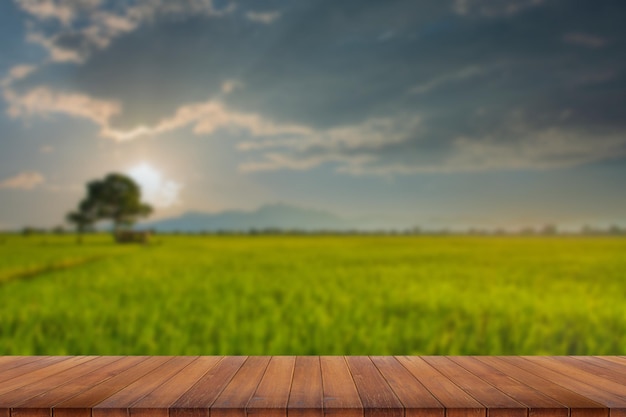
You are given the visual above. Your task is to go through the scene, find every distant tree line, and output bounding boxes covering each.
[17,224,623,237]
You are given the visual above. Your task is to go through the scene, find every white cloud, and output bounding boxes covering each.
[17,0,236,63]
[236,109,626,176]
[1,65,37,88]
[26,31,84,63]
[452,0,545,17]
[102,99,313,142]
[4,86,120,126]
[0,171,45,190]
[14,0,81,26]
[3,85,312,143]
[563,33,608,49]
[245,10,281,24]
[410,66,485,95]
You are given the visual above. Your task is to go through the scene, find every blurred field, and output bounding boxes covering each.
[0,234,624,355]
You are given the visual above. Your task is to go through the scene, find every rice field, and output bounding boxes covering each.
[0,234,624,355]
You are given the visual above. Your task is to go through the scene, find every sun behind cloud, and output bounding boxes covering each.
[127,163,182,209]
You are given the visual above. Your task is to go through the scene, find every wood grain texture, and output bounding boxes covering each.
[450,357,567,417]
[288,356,324,417]
[171,356,246,417]
[370,356,444,417]
[247,356,295,417]
[0,356,624,417]
[53,356,171,417]
[397,356,485,417]
[129,356,222,417]
[209,356,270,417]
[92,356,197,417]
[346,356,403,417]
[421,356,526,417]
[0,357,117,411]
[321,356,363,417]
[476,357,607,417]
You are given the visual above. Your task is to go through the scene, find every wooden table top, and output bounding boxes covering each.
[0,356,624,417]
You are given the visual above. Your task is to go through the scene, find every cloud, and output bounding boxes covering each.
[563,33,608,48]
[1,65,37,88]
[4,85,312,142]
[0,171,45,190]
[17,0,236,63]
[236,108,626,176]
[4,86,120,126]
[410,66,486,95]
[245,10,281,24]
[101,99,313,142]
[452,0,545,17]
[14,0,82,26]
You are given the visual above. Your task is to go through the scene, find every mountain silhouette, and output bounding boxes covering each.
[145,203,353,232]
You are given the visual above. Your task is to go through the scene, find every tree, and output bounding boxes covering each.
[84,174,152,232]
[66,199,97,243]
[67,173,153,241]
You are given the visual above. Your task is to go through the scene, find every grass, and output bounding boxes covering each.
[0,233,624,355]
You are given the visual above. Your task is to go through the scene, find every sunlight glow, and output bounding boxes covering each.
[127,163,182,209]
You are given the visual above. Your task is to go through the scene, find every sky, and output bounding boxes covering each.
[0,0,625,231]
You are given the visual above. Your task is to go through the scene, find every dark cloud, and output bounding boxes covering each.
[8,0,626,173]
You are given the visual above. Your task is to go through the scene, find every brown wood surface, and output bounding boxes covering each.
[288,357,324,417]
[396,356,486,417]
[421,356,527,417]
[171,356,247,417]
[247,356,295,417]
[475,357,608,417]
[129,356,222,417]
[0,356,623,417]
[321,356,363,417]
[449,357,568,417]
[207,356,269,417]
[370,356,443,417]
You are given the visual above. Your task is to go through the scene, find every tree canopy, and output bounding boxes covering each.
[67,173,153,235]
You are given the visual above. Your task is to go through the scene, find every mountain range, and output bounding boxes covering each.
[144,203,356,232]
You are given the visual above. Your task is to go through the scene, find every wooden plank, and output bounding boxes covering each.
[0,357,42,374]
[0,357,91,398]
[169,356,246,417]
[563,357,626,385]
[0,357,116,409]
[592,357,626,369]
[129,356,222,417]
[345,356,403,417]
[371,356,444,417]
[247,356,295,417]
[288,356,324,417]
[421,356,526,417]
[11,356,146,414]
[53,356,172,417]
[396,356,485,417]
[519,357,626,404]
[320,356,363,417]
[477,357,607,417]
[170,356,247,417]
[0,357,69,385]
[92,356,197,417]
[500,357,624,413]
[450,357,567,417]
[596,357,626,367]
[208,356,269,417]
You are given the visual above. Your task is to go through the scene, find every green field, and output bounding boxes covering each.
[0,234,624,355]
